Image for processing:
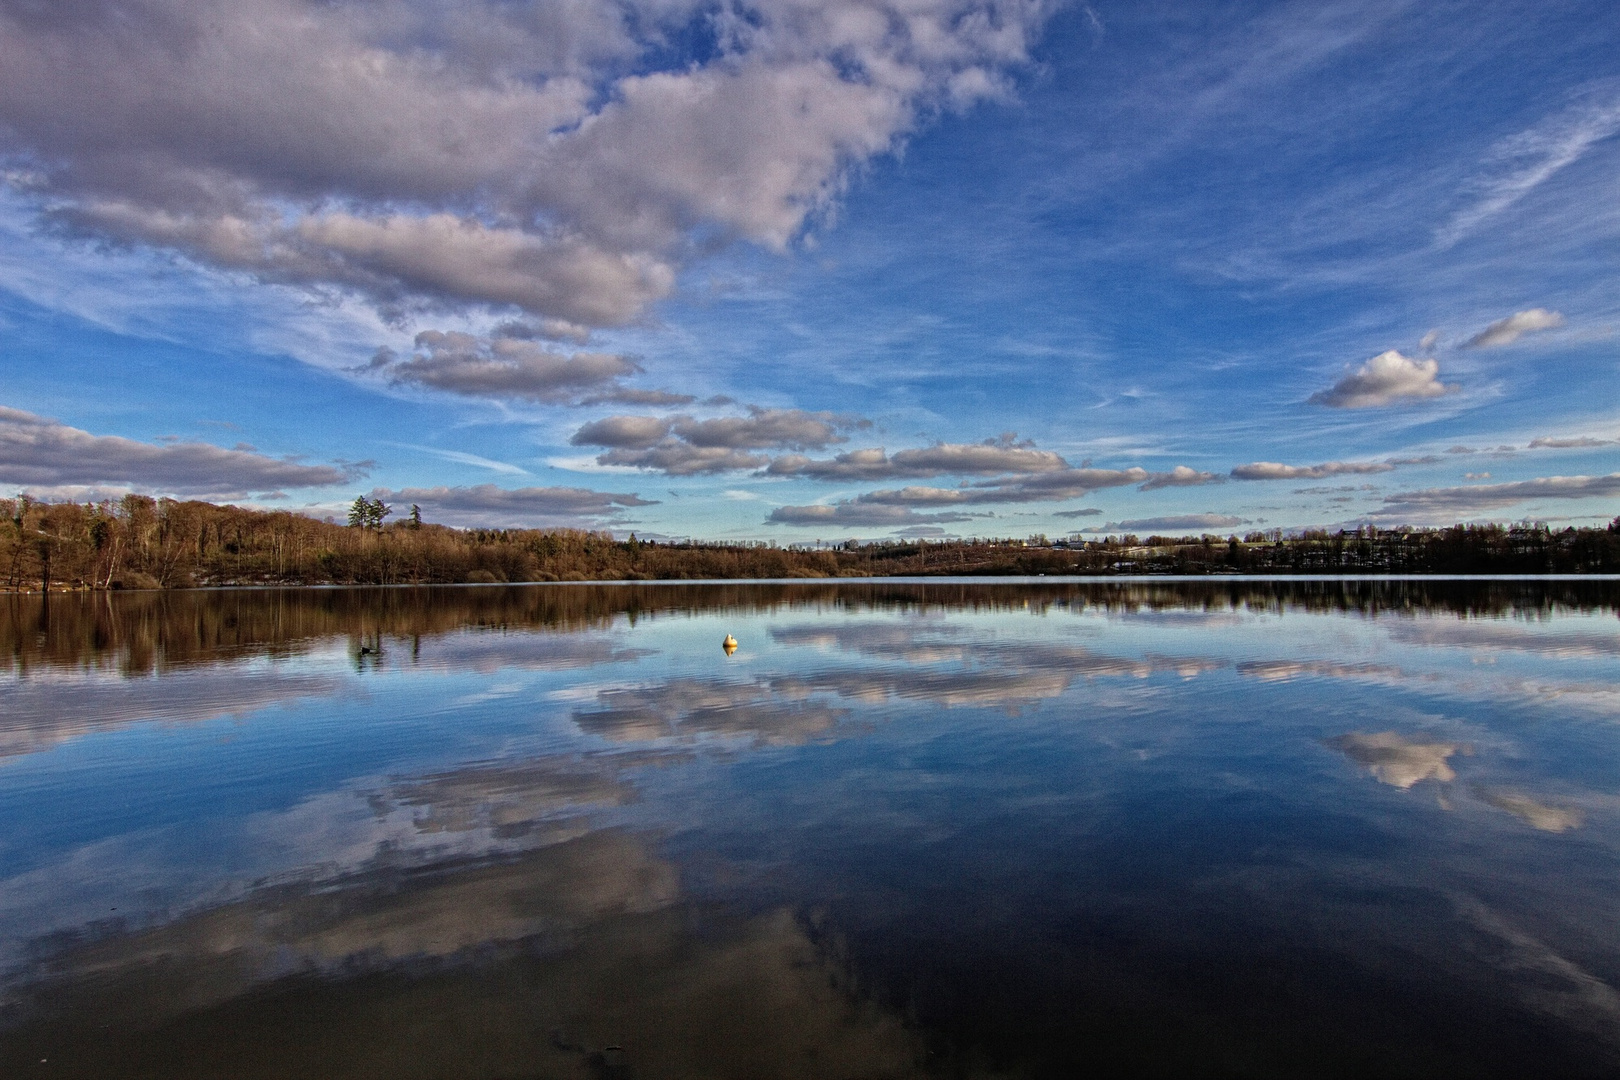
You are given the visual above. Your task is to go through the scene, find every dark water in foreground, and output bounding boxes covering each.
[1,580,1617,1078]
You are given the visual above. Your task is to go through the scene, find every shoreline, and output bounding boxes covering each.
[7,571,1620,594]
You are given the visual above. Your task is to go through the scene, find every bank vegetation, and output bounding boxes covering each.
[4,495,1618,591]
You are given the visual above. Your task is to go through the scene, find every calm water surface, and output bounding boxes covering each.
[1,580,1617,1078]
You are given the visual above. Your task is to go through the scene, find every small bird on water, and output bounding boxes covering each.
[722,634,738,655]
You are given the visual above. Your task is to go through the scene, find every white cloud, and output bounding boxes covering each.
[1088,514,1244,534]
[571,415,676,449]
[374,330,667,404]
[1463,308,1565,349]
[851,486,978,507]
[965,468,1151,501]
[766,502,976,528]
[572,406,868,475]
[391,446,531,477]
[0,0,1055,328]
[1137,465,1224,490]
[859,468,1160,504]
[1375,473,1620,522]
[765,436,1210,492]
[1528,435,1617,449]
[764,458,1209,525]
[373,483,655,528]
[1230,460,1395,481]
[1308,350,1454,408]
[0,406,358,497]
[766,435,1067,480]
[600,444,775,475]
[673,409,868,450]
[1437,88,1620,249]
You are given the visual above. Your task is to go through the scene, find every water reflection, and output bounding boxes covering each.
[9,831,918,1079]
[382,755,642,839]
[1328,731,1465,788]
[1474,788,1587,833]
[1,581,1617,1077]
[576,680,851,746]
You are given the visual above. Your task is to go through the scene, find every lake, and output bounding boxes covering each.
[1,580,1617,1078]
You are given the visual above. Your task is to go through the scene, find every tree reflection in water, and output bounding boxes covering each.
[0,581,1617,1077]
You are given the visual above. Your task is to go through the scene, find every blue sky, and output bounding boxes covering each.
[0,0,1615,539]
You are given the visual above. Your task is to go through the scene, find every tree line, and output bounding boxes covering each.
[3,494,1618,591]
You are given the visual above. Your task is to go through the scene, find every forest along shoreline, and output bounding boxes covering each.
[4,495,1619,590]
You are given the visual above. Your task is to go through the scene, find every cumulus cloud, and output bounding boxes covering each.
[674,409,868,449]
[1137,465,1223,490]
[1230,460,1396,481]
[849,486,979,507]
[764,435,1209,495]
[572,406,867,475]
[572,415,676,450]
[372,483,655,529]
[1528,435,1616,449]
[0,0,1054,327]
[765,447,907,481]
[968,467,1153,501]
[1464,308,1566,349]
[372,330,687,405]
[766,503,976,528]
[582,388,697,407]
[1308,350,1455,408]
[764,461,1199,527]
[766,434,1067,480]
[1292,484,1377,495]
[1374,473,1620,521]
[846,467,1156,506]
[598,444,774,475]
[0,405,358,497]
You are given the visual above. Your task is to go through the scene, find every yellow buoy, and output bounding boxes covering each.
[722,634,738,655]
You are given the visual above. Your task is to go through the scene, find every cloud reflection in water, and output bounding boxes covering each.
[0,582,1616,1076]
